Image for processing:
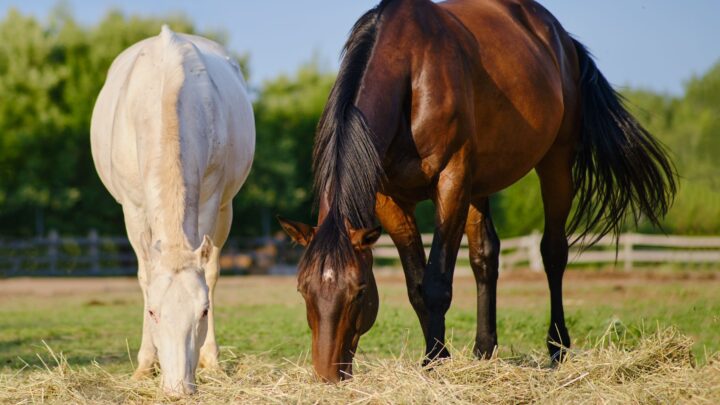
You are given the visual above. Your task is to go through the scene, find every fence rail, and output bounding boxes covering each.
[373,232,720,271]
[0,231,300,277]
[1,232,718,277]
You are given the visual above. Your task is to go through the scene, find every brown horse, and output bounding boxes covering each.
[278,0,675,382]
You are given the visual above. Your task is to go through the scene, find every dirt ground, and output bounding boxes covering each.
[1,267,718,370]
[1,268,717,310]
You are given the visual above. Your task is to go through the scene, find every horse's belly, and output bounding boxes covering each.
[468,111,561,196]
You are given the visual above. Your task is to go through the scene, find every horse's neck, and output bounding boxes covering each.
[355,37,409,160]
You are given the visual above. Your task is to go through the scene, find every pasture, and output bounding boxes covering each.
[1,268,718,403]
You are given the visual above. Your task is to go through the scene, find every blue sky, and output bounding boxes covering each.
[2,0,718,95]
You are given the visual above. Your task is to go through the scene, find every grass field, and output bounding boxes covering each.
[0,268,719,403]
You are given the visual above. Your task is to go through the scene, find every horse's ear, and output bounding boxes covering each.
[277,216,315,247]
[195,235,214,268]
[350,226,382,249]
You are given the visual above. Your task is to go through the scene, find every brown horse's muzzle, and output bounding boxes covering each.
[311,276,379,382]
[314,356,354,383]
[311,323,359,382]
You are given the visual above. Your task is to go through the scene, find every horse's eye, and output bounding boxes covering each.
[201,308,209,318]
[355,288,367,301]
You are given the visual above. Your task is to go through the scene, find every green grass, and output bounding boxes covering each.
[1,270,718,374]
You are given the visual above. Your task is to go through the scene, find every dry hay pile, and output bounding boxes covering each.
[0,327,718,404]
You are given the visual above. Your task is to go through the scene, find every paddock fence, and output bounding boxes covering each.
[1,231,718,277]
[0,230,301,277]
[372,232,720,272]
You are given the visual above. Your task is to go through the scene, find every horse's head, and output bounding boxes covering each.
[142,234,212,395]
[278,216,381,382]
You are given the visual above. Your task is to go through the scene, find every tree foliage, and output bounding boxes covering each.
[232,64,335,236]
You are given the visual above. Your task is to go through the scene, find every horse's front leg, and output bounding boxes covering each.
[122,206,157,380]
[199,204,232,370]
[132,259,157,379]
[198,244,221,370]
[423,157,470,363]
[375,193,430,340]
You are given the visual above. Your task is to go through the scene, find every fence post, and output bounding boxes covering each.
[48,230,59,275]
[528,230,543,272]
[623,233,634,271]
[88,229,100,275]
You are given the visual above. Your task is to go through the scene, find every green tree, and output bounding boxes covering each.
[233,63,335,236]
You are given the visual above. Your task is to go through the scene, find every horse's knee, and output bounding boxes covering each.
[470,234,500,283]
[207,272,219,288]
[204,264,220,288]
[407,284,425,311]
[422,277,452,314]
[137,265,149,292]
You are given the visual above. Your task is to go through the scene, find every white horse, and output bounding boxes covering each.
[90,26,254,395]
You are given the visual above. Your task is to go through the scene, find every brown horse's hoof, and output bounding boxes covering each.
[473,345,497,360]
[547,329,571,363]
[548,345,569,364]
[473,335,498,360]
[422,347,451,368]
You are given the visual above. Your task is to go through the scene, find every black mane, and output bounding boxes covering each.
[301,1,392,276]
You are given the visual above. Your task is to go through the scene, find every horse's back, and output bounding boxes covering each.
[173,32,255,200]
[90,28,254,206]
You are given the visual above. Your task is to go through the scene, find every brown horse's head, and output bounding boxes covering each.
[278,216,381,382]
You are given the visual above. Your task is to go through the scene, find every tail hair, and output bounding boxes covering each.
[569,39,677,246]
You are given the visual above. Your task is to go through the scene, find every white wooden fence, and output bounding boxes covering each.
[373,232,720,271]
[2,231,719,277]
[0,230,136,277]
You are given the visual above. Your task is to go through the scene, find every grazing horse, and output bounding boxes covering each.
[91,26,254,394]
[278,0,675,382]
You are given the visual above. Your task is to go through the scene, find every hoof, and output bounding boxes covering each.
[548,343,569,363]
[547,328,571,363]
[131,367,153,380]
[422,346,450,368]
[199,347,220,370]
[473,334,498,360]
[473,344,497,360]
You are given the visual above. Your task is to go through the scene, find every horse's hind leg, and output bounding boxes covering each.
[466,197,500,358]
[536,143,574,362]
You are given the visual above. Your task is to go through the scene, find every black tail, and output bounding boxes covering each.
[569,40,677,246]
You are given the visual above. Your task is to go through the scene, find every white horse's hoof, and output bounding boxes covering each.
[131,367,153,380]
[199,345,220,370]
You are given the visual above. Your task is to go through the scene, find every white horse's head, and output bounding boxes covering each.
[143,234,213,395]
